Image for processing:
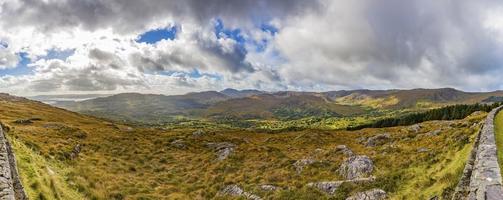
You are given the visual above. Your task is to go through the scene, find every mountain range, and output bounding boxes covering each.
[48,88,503,123]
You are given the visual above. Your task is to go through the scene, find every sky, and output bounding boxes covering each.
[2,0,503,96]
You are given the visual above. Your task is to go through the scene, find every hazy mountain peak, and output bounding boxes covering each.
[219,88,265,98]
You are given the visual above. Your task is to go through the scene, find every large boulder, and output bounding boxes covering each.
[425,129,441,137]
[365,134,390,147]
[70,144,82,160]
[192,129,205,137]
[338,155,374,180]
[346,189,387,200]
[307,181,342,195]
[335,145,354,156]
[220,185,262,200]
[293,158,315,174]
[308,177,375,195]
[409,124,421,133]
[171,139,187,149]
[206,142,236,160]
[260,184,279,191]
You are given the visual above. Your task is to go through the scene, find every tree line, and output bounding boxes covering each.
[348,102,503,130]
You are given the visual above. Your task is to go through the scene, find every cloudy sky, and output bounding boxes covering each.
[2,0,503,96]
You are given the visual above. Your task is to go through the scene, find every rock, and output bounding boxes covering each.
[485,185,503,199]
[417,147,430,153]
[346,189,387,200]
[357,137,367,143]
[335,145,354,156]
[409,124,421,133]
[338,155,374,180]
[171,139,187,149]
[206,142,236,160]
[365,134,390,147]
[307,181,342,195]
[314,148,324,154]
[70,144,81,159]
[220,185,262,200]
[260,184,279,191]
[425,129,441,137]
[308,177,375,195]
[74,130,88,139]
[13,119,32,125]
[470,111,484,116]
[293,158,315,173]
[192,129,205,137]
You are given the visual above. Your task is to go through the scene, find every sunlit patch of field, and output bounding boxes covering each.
[494,110,503,176]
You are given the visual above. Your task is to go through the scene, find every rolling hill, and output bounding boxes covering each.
[0,92,487,199]
[53,88,503,124]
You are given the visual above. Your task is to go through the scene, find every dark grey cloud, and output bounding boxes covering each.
[275,0,503,91]
[4,0,503,94]
[0,0,320,33]
[89,48,125,69]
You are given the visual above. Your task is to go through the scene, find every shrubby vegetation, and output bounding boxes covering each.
[349,103,502,130]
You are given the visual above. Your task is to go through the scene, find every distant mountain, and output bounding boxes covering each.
[329,88,503,108]
[219,88,265,98]
[205,92,366,120]
[55,92,228,123]
[54,88,503,123]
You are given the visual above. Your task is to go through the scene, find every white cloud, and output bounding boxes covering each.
[0,48,18,69]
[2,0,503,95]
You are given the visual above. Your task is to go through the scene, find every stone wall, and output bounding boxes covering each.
[0,124,26,200]
[455,106,503,200]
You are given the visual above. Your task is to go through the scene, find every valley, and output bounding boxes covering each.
[0,88,501,199]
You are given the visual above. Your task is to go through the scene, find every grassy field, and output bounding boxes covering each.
[0,95,486,199]
[494,110,503,176]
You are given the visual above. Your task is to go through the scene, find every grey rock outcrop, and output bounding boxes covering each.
[260,184,279,191]
[206,142,236,160]
[307,177,375,195]
[346,189,387,200]
[307,181,342,194]
[338,155,374,180]
[192,129,205,137]
[365,134,390,147]
[220,185,262,200]
[335,145,354,156]
[69,144,81,160]
[417,147,430,153]
[293,158,315,174]
[409,124,421,133]
[171,139,187,149]
[425,129,441,137]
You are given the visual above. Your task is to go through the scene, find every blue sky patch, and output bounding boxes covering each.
[260,23,278,35]
[214,19,248,61]
[43,48,75,61]
[136,26,178,44]
[251,23,278,52]
[151,69,223,80]
[0,41,7,48]
[0,52,32,76]
[214,19,246,44]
